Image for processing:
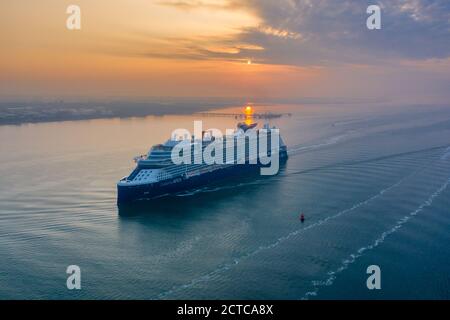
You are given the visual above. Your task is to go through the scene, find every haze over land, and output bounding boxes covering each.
[0,99,234,125]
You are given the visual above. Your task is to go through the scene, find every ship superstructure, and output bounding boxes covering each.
[117,122,287,204]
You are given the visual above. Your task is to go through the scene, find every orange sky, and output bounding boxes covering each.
[0,1,287,99]
[1,0,449,103]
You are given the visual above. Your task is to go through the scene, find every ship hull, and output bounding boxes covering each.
[117,151,287,205]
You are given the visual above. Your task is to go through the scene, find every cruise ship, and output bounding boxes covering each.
[117,122,288,204]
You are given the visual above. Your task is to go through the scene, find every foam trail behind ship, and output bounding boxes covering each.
[303,174,450,299]
[156,166,422,299]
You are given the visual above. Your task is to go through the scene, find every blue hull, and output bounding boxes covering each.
[117,152,287,205]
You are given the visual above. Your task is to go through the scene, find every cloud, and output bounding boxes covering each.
[243,0,450,64]
[127,33,265,63]
[155,0,450,66]
[156,0,243,11]
[258,25,303,40]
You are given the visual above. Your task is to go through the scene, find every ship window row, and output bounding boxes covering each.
[133,171,172,182]
[148,155,172,158]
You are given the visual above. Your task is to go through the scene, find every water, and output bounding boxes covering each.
[0,104,449,299]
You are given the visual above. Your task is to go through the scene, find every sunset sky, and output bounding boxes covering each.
[1,0,449,103]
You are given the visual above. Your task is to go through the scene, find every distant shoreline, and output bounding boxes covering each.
[0,100,240,126]
[1,98,431,126]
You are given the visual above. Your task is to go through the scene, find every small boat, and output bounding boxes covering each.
[300,213,305,223]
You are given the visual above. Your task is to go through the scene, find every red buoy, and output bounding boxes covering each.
[300,213,305,222]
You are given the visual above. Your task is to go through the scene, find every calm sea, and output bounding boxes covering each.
[0,104,449,299]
